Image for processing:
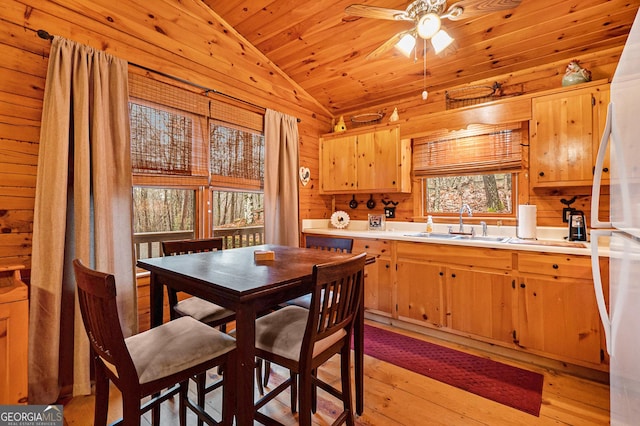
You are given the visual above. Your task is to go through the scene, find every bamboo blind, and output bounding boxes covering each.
[413,122,526,176]
[128,72,264,189]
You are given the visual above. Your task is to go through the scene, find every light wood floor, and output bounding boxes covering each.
[61,321,610,425]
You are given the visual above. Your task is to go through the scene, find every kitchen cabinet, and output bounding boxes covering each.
[351,238,393,317]
[396,260,445,327]
[530,83,610,187]
[447,267,515,344]
[515,253,603,365]
[391,240,606,369]
[0,265,28,404]
[395,242,512,332]
[319,126,411,194]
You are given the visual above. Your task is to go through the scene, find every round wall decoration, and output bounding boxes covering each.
[330,210,350,229]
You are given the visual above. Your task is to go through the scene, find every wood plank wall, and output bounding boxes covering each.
[0,0,332,269]
[0,0,618,270]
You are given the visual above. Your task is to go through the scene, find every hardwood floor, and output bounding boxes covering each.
[61,321,610,425]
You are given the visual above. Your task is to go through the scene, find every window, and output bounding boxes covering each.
[128,72,265,259]
[414,123,525,218]
[422,173,513,215]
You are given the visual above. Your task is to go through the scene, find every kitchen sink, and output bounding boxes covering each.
[454,235,511,243]
[405,232,463,239]
[406,233,510,243]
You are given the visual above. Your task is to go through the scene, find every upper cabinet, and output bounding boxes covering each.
[529,83,610,187]
[319,126,411,194]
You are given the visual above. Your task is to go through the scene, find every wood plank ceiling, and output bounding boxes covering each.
[205,0,639,116]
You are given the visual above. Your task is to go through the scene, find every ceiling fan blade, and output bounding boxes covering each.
[345,4,411,21]
[366,30,413,61]
[445,0,522,21]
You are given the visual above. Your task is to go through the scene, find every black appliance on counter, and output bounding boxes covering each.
[568,210,587,241]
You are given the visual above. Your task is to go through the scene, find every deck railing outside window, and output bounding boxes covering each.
[133,226,265,260]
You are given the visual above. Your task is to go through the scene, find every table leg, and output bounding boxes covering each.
[355,292,364,415]
[149,272,163,328]
[234,306,257,426]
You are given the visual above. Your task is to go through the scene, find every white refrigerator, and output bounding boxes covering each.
[591,7,640,425]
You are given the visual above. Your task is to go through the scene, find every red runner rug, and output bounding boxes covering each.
[361,325,544,416]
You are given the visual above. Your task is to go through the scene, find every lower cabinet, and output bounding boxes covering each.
[0,265,29,404]
[396,260,445,327]
[447,268,515,344]
[305,235,608,369]
[352,237,394,318]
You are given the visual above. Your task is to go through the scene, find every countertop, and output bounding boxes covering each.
[302,219,609,257]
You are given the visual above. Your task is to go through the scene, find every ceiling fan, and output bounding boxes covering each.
[345,0,522,60]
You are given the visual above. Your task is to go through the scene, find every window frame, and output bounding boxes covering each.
[129,72,265,243]
[418,172,518,220]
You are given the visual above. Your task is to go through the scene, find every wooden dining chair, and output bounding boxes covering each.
[73,259,236,426]
[283,236,354,310]
[260,235,355,394]
[161,238,235,332]
[161,238,236,425]
[253,253,366,426]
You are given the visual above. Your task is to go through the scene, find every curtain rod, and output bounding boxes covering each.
[36,29,301,123]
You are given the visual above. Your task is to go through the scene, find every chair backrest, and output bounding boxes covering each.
[305,235,353,253]
[162,237,224,256]
[73,259,137,379]
[301,253,366,360]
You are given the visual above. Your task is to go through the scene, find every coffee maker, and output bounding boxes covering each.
[568,210,587,241]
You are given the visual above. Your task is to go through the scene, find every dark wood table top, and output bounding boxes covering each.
[137,244,359,305]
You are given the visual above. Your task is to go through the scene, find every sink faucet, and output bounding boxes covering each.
[459,204,472,233]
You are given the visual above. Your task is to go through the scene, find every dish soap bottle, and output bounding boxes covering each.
[426,215,433,235]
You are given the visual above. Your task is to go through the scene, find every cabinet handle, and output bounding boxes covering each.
[539,171,545,177]
[364,245,370,249]
[520,283,526,288]
[552,264,559,269]
[392,180,396,185]
[451,273,456,278]
[385,264,390,269]
[439,272,444,276]
[603,167,609,173]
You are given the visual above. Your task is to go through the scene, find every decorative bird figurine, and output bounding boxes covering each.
[562,60,592,87]
[389,107,399,122]
[334,115,347,132]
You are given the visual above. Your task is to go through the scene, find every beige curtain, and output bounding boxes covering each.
[264,109,300,246]
[28,37,137,404]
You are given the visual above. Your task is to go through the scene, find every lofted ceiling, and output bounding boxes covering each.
[206,0,639,116]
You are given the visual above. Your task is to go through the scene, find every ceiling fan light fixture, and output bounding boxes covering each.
[416,13,441,39]
[431,29,454,54]
[395,33,417,57]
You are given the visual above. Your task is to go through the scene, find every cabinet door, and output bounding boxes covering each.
[530,90,595,186]
[356,128,400,192]
[396,260,445,327]
[516,277,602,364]
[447,268,515,344]
[0,299,28,404]
[319,134,357,193]
[363,258,393,316]
[593,87,610,184]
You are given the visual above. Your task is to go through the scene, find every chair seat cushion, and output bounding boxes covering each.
[282,289,332,310]
[255,306,346,361]
[124,316,236,384]
[175,296,234,325]
[282,294,312,309]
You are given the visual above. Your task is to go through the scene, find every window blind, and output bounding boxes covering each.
[128,71,264,189]
[413,122,526,176]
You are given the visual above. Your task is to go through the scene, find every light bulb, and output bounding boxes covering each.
[417,13,441,39]
[422,90,428,100]
[431,29,454,54]
[395,33,416,57]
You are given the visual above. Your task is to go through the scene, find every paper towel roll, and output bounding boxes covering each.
[518,205,537,239]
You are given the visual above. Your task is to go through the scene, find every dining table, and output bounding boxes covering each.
[137,244,370,425]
